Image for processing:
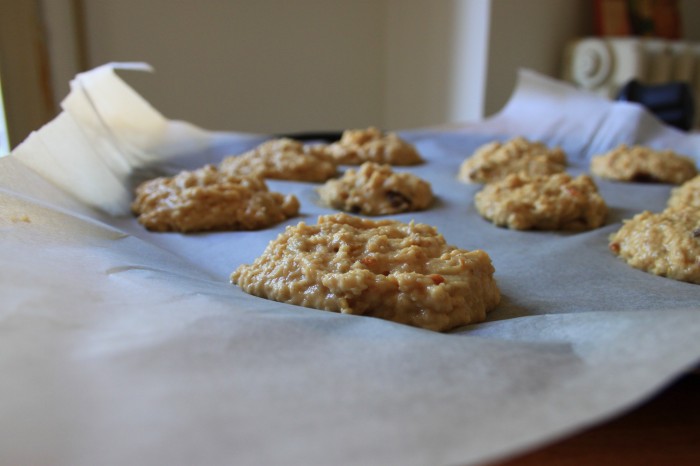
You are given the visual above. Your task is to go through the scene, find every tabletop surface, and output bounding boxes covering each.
[494,373,700,465]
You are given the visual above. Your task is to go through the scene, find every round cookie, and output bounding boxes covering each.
[317,162,433,215]
[132,165,299,232]
[668,175,700,210]
[323,127,423,165]
[590,144,697,184]
[458,137,567,184]
[474,173,608,231]
[231,213,501,332]
[609,208,700,284]
[220,138,337,182]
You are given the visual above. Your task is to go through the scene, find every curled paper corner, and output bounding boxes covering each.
[10,62,216,216]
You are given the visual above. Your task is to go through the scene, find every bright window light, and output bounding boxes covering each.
[0,72,9,156]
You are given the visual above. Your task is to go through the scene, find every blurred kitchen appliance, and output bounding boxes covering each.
[617,79,694,130]
[563,37,700,128]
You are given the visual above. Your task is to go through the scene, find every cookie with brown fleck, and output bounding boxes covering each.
[609,208,700,284]
[231,213,500,332]
[474,173,608,230]
[317,162,433,215]
[458,137,567,184]
[323,127,423,165]
[220,138,337,182]
[132,165,299,232]
[590,144,697,184]
[667,175,700,210]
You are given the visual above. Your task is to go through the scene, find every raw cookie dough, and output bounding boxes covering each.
[609,208,700,284]
[323,127,424,165]
[132,165,300,232]
[668,175,700,210]
[590,144,697,184]
[474,173,608,230]
[458,137,567,184]
[231,213,500,332]
[220,138,337,182]
[317,162,433,215]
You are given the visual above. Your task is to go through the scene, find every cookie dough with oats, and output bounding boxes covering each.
[323,127,424,165]
[609,208,700,284]
[458,137,567,184]
[474,173,608,231]
[231,213,500,332]
[317,162,433,215]
[667,175,700,210]
[132,165,299,232]
[590,144,697,184]
[219,138,337,182]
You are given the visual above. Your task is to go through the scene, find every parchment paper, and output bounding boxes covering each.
[1,65,699,466]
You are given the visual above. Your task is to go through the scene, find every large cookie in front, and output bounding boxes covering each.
[474,173,608,230]
[317,162,433,215]
[231,213,500,331]
[590,144,697,184]
[132,165,299,232]
[609,209,700,284]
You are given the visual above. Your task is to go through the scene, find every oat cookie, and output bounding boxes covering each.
[132,165,299,232]
[317,162,433,215]
[220,138,337,182]
[474,173,608,231]
[323,127,423,165]
[668,175,700,210]
[458,137,567,184]
[590,144,697,184]
[609,208,700,284]
[231,213,500,332]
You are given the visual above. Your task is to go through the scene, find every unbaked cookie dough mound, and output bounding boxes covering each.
[317,162,433,215]
[323,127,424,165]
[609,209,700,284]
[474,173,608,231]
[668,175,700,210]
[219,138,337,182]
[132,165,300,232]
[231,213,500,332]
[458,137,567,184]
[590,144,697,184]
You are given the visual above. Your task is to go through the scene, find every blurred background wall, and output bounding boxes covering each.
[2,0,699,150]
[75,0,594,132]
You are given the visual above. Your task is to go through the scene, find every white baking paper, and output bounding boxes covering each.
[1,65,699,466]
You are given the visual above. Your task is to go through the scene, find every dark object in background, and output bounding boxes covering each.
[275,131,343,142]
[617,79,695,131]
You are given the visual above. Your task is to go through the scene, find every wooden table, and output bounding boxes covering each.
[493,373,700,465]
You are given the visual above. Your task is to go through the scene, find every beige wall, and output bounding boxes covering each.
[485,0,593,116]
[680,0,700,41]
[80,0,594,132]
[82,0,386,134]
[0,0,56,149]
[41,0,86,111]
[6,0,698,153]
[384,0,490,129]
[29,0,700,137]
[385,0,594,126]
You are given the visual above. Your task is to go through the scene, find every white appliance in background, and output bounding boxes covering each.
[562,37,700,128]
